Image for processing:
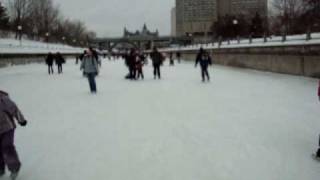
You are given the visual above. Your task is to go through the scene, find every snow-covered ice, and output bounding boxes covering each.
[0,58,320,180]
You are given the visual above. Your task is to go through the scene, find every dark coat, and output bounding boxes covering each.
[128,53,137,68]
[195,52,212,67]
[55,54,65,65]
[318,81,320,97]
[150,51,164,66]
[46,54,54,66]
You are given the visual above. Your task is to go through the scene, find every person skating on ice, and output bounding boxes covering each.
[176,51,181,63]
[80,48,99,93]
[55,52,65,74]
[150,46,164,79]
[0,90,27,180]
[169,52,174,66]
[45,52,54,75]
[195,48,212,82]
[135,51,145,80]
[315,80,320,158]
[128,48,137,80]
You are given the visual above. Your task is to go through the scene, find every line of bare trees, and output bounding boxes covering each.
[0,0,96,47]
[211,0,320,39]
[270,0,320,35]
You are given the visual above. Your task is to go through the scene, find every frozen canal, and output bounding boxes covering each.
[0,58,320,180]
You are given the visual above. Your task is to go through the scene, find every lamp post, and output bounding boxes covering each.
[73,39,77,46]
[62,36,66,46]
[233,19,238,40]
[17,25,22,46]
[45,32,50,49]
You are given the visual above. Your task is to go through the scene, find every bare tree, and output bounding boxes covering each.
[5,0,96,46]
[272,0,305,34]
[7,0,30,39]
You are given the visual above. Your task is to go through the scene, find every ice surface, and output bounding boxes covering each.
[0,59,320,180]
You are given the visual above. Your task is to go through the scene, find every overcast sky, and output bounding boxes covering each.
[53,0,175,37]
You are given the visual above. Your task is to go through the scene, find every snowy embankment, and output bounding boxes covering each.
[0,38,84,54]
[0,59,320,180]
[162,33,320,52]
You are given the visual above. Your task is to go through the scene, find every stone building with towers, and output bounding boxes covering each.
[123,24,159,38]
[174,0,268,37]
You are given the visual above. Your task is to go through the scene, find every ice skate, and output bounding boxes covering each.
[10,172,18,180]
[0,170,4,177]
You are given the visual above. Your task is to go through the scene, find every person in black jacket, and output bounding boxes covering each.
[45,52,54,74]
[176,51,181,63]
[128,48,137,80]
[195,48,212,82]
[169,52,174,66]
[150,47,164,79]
[55,52,65,74]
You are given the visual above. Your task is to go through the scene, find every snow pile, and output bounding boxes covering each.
[163,33,320,52]
[0,59,320,180]
[0,38,84,54]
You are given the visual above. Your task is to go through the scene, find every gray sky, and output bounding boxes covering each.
[53,0,175,37]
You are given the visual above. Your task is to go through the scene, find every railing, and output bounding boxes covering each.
[0,41,84,54]
[163,33,320,51]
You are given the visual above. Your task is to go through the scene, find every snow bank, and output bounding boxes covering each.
[0,38,84,54]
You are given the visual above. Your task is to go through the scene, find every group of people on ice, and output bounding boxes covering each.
[124,48,148,80]
[45,52,66,74]
[123,46,170,80]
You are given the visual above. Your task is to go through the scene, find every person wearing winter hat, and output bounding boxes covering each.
[0,90,27,180]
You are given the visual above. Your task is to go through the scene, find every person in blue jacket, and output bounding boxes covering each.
[195,48,212,82]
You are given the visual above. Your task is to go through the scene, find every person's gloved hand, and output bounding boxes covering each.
[19,121,27,127]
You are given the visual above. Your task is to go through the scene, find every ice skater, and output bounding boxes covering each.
[128,48,137,80]
[80,49,99,93]
[45,52,54,74]
[55,52,65,74]
[169,52,174,66]
[318,80,320,101]
[135,52,145,80]
[315,81,320,159]
[0,90,27,180]
[195,48,212,82]
[176,51,181,63]
[150,47,164,79]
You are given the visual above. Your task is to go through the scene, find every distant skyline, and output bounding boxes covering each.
[53,0,175,37]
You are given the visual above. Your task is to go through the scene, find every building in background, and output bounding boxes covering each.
[123,24,159,38]
[175,0,268,37]
[176,0,217,37]
[218,0,268,17]
[171,7,177,36]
